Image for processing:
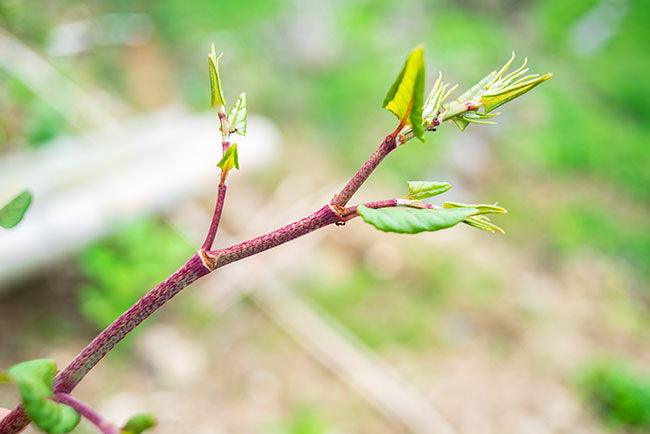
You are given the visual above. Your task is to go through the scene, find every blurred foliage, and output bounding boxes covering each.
[77,219,193,331]
[576,359,650,432]
[302,255,502,350]
[0,71,69,150]
[265,406,328,434]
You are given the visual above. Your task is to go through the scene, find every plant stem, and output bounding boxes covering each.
[202,110,231,250]
[54,393,118,434]
[0,128,410,434]
[330,134,397,207]
[201,183,227,250]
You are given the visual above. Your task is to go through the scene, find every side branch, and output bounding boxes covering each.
[201,183,227,250]
[54,394,117,434]
[330,134,397,207]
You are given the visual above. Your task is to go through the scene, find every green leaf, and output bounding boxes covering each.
[357,205,477,234]
[443,201,507,215]
[217,143,239,173]
[208,44,226,107]
[0,190,32,229]
[464,215,505,234]
[7,359,80,434]
[452,110,499,131]
[481,73,552,113]
[406,181,452,200]
[227,93,247,136]
[382,46,426,141]
[122,413,157,434]
[0,371,10,383]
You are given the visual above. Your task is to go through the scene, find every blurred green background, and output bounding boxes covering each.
[1,0,649,433]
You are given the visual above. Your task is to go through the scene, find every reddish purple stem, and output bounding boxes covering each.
[201,183,227,250]
[0,133,401,434]
[55,393,117,434]
[330,135,396,207]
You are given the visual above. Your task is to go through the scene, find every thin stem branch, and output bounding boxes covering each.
[201,110,231,250]
[330,134,397,207]
[54,393,117,434]
[0,122,426,434]
[201,183,227,250]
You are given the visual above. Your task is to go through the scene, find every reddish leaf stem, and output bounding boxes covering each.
[54,393,117,434]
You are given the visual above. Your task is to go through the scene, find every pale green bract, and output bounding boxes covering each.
[382,46,426,141]
[7,359,80,434]
[227,93,247,136]
[0,190,32,229]
[217,143,239,173]
[208,44,226,107]
[357,205,478,234]
[406,181,452,200]
[122,414,157,434]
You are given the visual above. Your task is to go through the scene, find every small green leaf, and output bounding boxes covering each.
[217,143,239,173]
[227,93,247,136]
[406,181,452,200]
[357,205,477,234]
[122,413,157,434]
[208,44,226,107]
[7,359,80,434]
[464,215,505,234]
[0,371,10,383]
[0,190,32,229]
[382,46,426,141]
[443,201,507,215]
[481,73,552,113]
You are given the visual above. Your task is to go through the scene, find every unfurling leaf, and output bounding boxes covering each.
[406,181,452,200]
[208,44,226,107]
[439,53,551,130]
[217,143,239,173]
[0,190,32,229]
[444,202,507,234]
[122,413,157,434]
[451,110,499,131]
[481,73,552,113]
[443,201,507,215]
[383,46,426,141]
[7,359,80,434]
[357,205,477,234]
[227,93,247,136]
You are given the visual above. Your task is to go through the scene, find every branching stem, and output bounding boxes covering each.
[0,129,416,434]
[54,394,118,434]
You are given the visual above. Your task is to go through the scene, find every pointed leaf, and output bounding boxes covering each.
[227,93,247,136]
[0,190,32,229]
[122,413,157,434]
[382,46,426,141]
[208,44,226,107]
[464,215,505,234]
[444,201,507,215]
[8,359,80,433]
[406,181,452,200]
[217,143,239,173]
[357,205,477,234]
[481,73,553,113]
